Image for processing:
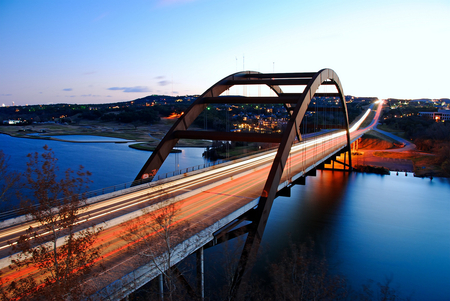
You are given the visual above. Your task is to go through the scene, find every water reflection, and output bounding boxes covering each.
[261,170,450,300]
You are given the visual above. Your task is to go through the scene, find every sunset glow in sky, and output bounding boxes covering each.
[1,0,449,106]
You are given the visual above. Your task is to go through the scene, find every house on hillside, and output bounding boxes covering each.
[2,119,22,125]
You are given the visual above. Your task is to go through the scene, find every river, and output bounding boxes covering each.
[1,134,449,300]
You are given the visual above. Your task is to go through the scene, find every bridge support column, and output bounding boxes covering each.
[159,274,164,301]
[197,247,205,300]
[344,152,347,168]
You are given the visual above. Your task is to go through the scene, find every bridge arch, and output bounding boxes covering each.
[135,68,351,184]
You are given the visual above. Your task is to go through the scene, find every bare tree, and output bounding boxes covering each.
[266,240,348,301]
[5,145,103,300]
[356,276,412,301]
[122,202,192,301]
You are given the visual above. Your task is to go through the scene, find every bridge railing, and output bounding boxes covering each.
[0,143,280,222]
[0,158,226,221]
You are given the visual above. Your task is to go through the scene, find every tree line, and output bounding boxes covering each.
[1,96,366,131]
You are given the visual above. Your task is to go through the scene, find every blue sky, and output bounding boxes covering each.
[0,0,449,106]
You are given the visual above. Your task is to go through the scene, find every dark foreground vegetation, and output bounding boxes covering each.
[128,238,412,301]
[0,148,103,300]
[354,164,390,175]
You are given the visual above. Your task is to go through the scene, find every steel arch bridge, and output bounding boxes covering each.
[135,68,352,188]
[89,69,355,300]
[135,71,352,295]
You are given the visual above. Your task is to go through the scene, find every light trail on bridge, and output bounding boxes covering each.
[0,102,383,297]
[0,106,372,253]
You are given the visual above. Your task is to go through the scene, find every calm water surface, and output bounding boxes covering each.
[0,134,207,192]
[1,134,449,300]
[260,170,450,300]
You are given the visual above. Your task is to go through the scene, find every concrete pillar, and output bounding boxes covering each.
[197,247,205,300]
[344,152,347,170]
[159,273,164,301]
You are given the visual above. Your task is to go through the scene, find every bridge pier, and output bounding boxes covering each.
[196,247,205,300]
[318,147,353,171]
[352,137,360,151]
[159,274,164,301]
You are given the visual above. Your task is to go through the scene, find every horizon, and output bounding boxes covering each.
[2,93,450,109]
[1,0,449,106]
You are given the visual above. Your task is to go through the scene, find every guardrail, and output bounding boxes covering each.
[0,159,225,221]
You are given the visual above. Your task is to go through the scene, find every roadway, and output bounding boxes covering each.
[0,102,382,297]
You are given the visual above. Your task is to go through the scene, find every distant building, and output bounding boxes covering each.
[419,109,450,122]
[2,119,22,125]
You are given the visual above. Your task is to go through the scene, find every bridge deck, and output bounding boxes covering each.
[90,131,353,298]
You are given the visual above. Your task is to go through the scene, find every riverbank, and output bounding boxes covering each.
[0,118,212,147]
[354,129,444,177]
[1,120,445,176]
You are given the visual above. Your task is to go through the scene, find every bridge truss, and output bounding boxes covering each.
[135,69,352,299]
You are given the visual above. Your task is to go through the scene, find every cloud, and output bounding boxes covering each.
[63,88,73,91]
[154,76,165,79]
[83,71,96,75]
[0,94,12,96]
[158,80,171,86]
[108,86,151,93]
[81,94,101,97]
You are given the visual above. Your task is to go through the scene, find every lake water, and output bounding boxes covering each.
[1,134,449,300]
[0,134,207,196]
[259,170,450,300]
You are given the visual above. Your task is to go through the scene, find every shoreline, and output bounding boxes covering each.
[0,122,212,147]
[1,124,446,177]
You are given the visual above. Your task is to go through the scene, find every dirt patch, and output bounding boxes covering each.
[358,131,404,150]
[359,138,396,150]
[353,132,443,177]
[373,151,442,177]
[354,133,413,172]
[352,151,414,173]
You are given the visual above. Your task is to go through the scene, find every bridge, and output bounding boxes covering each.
[0,69,381,300]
